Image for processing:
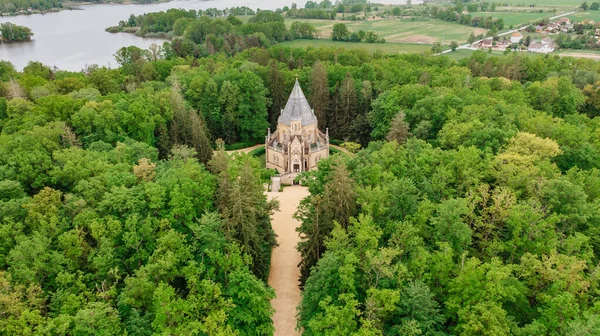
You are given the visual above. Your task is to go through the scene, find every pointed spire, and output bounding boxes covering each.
[278,80,317,127]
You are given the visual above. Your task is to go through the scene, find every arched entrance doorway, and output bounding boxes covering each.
[292,158,301,173]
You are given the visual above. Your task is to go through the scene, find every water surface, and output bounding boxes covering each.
[0,0,418,71]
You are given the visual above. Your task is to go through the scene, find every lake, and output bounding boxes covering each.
[0,0,419,71]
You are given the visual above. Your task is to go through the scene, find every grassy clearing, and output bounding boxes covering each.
[441,49,481,61]
[279,39,432,54]
[286,18,487,44]
[284,18,335,30]
[440,49,546,61]
[498,0,580,6]
[567,11,600,22]
[473,11,559,27]
[557,50,600,60]
[344,18,486,43]
[438,49,514,62]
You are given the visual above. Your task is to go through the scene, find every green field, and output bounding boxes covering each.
[473,11,560,27]
[284,18,335,30]
[287,18,487,44]
[567,11,600,23]
[440,49,548,61]
[279,39,432,54]
[439,49,513,61]
[498,0,579,6]
[557,50,600,60]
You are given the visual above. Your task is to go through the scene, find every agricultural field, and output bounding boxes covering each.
[440,49,544,61]
[473,11,561,27]
[342,18,487,43]
[568,10,600,23]
[279,39,432,54]
[497,0,580,6]
[287,18,487,44]
[441,48,600,62]
[557,49,600,60]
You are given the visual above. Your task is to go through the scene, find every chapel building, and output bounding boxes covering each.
[265,80,329,179]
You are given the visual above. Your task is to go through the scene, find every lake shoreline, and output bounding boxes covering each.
[0,39,33,44]
[106,26,171,40]
[0,0,316,71]
[0,0,174,18]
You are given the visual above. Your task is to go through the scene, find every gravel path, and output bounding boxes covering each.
[226,144,263,154]
[267,186,309,336]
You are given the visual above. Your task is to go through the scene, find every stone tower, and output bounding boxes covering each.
[265,79,329,179]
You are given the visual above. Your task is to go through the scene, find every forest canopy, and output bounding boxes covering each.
[2,22,600,334]
[0,0,61,13]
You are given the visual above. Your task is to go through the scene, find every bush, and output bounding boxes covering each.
[248,146,266,157]
[105,26,121,33]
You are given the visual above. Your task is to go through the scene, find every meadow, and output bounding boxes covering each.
[286,18,487,44]
[498,0,582,6]
[279,39,432,54]
[277,1,585,56]
[568,10,600,23]
[473,11,561,27]
[557,49,600,60]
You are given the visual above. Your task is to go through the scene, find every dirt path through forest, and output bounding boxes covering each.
[267,186,309,336]
[225,144,263,155]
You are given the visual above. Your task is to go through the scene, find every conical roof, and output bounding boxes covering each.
[278,79,318,127]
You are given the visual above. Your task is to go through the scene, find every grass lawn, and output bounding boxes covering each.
[557,50,600,60]
[440,49,547,61]
[284,18,336,30]
[440,49,482,61]
[498,0,580,6]
[286,18,487,44]
[473,11,560,27]
[279,39,432,54]
[437,49,513,61]
[567,11,600,23]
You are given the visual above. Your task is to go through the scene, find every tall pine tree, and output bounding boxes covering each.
[310,60,330,130]
[334,73,357,139]
[267,60,287,129]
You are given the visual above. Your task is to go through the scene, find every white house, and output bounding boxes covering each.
[528,42,555,53]
[510,32,523,44]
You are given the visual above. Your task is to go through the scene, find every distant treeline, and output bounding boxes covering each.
[108,9,318,57]
[0,0,61,13]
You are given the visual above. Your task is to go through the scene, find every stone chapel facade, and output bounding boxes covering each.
[265,80,329,178]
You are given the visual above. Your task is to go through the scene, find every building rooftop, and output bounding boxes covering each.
[529,43,544,49]
[278,79,318,127]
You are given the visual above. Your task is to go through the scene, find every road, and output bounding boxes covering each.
[267,186,310,336]
[439,11,578,55]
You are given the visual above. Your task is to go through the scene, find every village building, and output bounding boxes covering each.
[528,41,555,53]
[492,39,511,51]
[265,79,329,183]
[545,23,561,34]
[510,32,523,44]
[559,17,571,25]
[477,37,493,49]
